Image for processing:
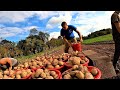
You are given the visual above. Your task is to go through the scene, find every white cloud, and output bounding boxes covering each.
[0,11,35,23]
[49,32,60,40]
[0,26,39,39]
[46,11,72,29]
[72,11,114,36]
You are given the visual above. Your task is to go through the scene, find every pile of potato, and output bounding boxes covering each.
[0,51,101,79]
[62,65,98,79]
[0,68,33,79]
[65,56,89,66]
[45,58,65,69]
[31,68,59,79]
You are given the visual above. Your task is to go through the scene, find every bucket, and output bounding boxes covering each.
[72,43,82,51]
[87,66,102,79]
[62,66,101,79]
[65,58,90,69]
[30,68,62,79]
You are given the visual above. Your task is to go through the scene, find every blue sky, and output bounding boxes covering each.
[0,11,114,43]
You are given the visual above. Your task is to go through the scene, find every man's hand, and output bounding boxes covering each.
[9,67,12,75]
[80,38,83,43]
[68,42,72,47]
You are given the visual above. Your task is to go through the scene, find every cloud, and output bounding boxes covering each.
[72,11,114,36]
[0,11,35,23]
[49,32,60,40]
[0,26,40,39]
[0,11,59,23]
[46,11,72,29]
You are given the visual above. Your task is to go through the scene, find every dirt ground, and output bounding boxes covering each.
[49,41,116,61]
[82,43,115,61]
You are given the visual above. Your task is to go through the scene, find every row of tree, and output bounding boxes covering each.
[0,28,64,58]
[83,28,112,40]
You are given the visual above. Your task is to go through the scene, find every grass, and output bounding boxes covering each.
[83,34,113,44]
[16,45,64,62]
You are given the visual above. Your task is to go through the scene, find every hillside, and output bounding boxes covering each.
[83,34,113,44]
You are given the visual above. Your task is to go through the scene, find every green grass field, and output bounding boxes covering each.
[83,34,113,44]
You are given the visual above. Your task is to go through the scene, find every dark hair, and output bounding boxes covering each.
[61,21,67,27]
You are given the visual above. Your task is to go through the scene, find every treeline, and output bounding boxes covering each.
[0,28,64,59]
[83,28,112,40]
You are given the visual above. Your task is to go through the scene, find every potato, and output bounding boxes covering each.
[40,72,46,78]
[90,68,98,76]
[26,69,31,73]
[16,71,22,75]
[72,57,81,65]
[85,72,94,79]
[72,65,79,70]
[52,59,58,66]
[50,71,56,76]
[3,71,9,75]
[45,76,54,79]
[62,55,68,61]
[46,72,50,76]
[83,66,88,72]
[35,72,40,78]
[36,69,43,73]
[63,74,71,79]
[16,74,21,79]
[24,63,29,68]
[49,57,53,63]
[14,67,17,70]
[70,71,76,76]
[0,73,3,78]
[47,64,54,69]
[76,71,84,79]
[21,71,27,78]
[38,62,43,66]
[53,74,58,79]
[58,61,64,66]
[55,65,60,68]
[37,78,43,79]
[3,75,9,79]
[78,64,84,71]
[84,57,88,62]
[31,72,35,79]
[32,62,37,66]
[36,57,40,61]
[80,60,86,64]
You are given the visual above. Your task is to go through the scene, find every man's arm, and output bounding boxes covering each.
[63,36,72,47]
[112,13,120,33]
[75,29,83,42]
[114,22,120,33]
[7,59,12,72]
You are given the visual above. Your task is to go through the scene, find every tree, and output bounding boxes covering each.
[29,28,38,36]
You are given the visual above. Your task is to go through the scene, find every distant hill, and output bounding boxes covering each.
[82,28,112,40]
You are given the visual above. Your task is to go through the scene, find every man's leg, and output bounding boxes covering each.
[113,43,120,70]
[64,42,70,53]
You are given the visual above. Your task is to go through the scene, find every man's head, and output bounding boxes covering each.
[115,11,120,14]
[61,21,68,30]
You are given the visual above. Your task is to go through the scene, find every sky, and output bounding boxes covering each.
[0,11,114,43]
